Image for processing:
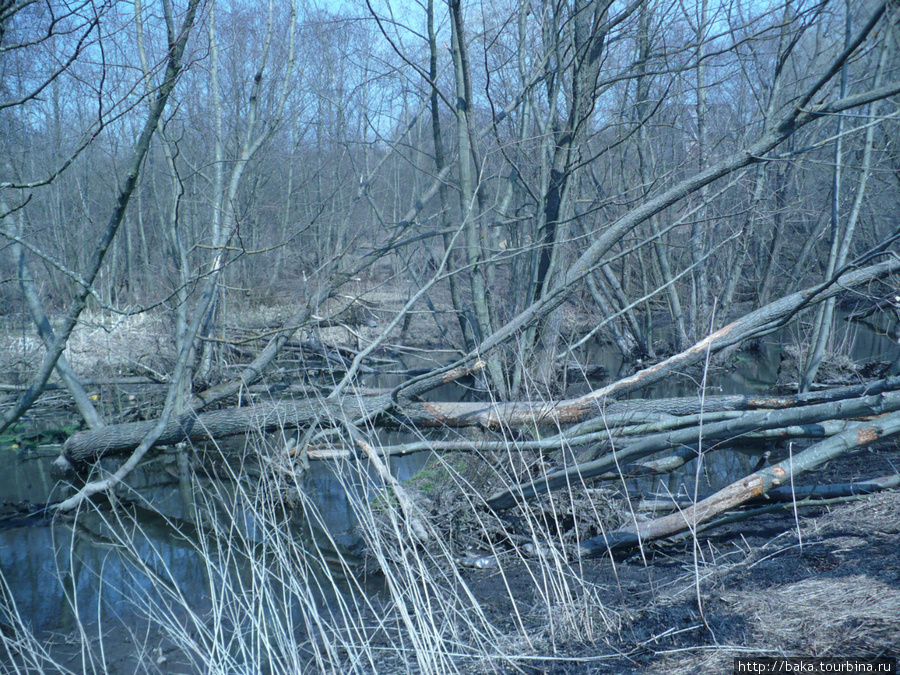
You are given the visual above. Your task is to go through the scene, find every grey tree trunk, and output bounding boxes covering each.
[3,198,105,430]
[802,1,891,390]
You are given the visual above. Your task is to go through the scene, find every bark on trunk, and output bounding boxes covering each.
[579,411,900,555]
[60,375,900,464]
[485,387,900,510]
[636,473,900,512]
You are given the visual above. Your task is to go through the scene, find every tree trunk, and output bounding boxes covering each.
[60,364,900,465]
[4,197,105,430]
[0,0,204,435]
[579,410,900,555]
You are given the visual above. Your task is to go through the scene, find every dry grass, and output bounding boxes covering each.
[2,294,898,673]
[817,489,900,535]
[66,311,174,377]
[1,310,175,382]
[724,575,900,655]
[3,434,898,674]
[649,488,900,674]
[779,342,861,385]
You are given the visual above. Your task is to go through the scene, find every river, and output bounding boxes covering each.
[1,310,898,653]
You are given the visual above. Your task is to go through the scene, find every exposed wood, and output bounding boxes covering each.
[636,473,900,511]
[485,387,900,510]
[60,375,900,469]
[578,412,900,555]
[396,257,900,406]
[345,422,431,543]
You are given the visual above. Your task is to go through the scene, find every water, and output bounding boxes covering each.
[0,451,207,633]
[1,312,899,639]
[573,309,900,399]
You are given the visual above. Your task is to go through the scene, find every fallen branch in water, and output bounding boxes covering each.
[577,411,900,556]
[485,388,900,510]
[58,374,900,465]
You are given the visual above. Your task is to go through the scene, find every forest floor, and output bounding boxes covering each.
[1,280,603,389]
[443,442,900,674]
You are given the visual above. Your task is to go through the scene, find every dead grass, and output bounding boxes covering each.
[724,575,900,655]
[779,342,861,385]
[2,277,604,389]
[645,487,900,674]
[528,583,628,648]
[0,310,175,382]
[817,489,900,535]
[66,311,174,376]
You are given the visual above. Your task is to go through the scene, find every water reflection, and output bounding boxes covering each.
[2,310,899,639]
[0,495,209,634]
[626,445,759,500]
[0,446,399,636]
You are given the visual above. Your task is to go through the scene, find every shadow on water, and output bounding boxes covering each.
[0,389,439,640]
[1,312,899,641]
[0,450,209,633]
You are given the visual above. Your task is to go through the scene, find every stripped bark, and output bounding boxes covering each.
[345,422,431,543]
[636,473,900,512]
[579,411,900,555]
[485,388,900,509]
[398,254,900,407]
[60,372,900,465]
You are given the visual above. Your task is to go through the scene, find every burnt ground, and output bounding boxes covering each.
[441,440,900,674]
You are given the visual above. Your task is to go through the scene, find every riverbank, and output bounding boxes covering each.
[2,296,899,673]
[7,440,898,673]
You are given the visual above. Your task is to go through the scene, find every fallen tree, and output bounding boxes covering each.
[56,257,900,552]
[578,410,900,556]
[485,387,900,509]
[61,371,900,467]
[635,473,900,512]
[58,257,900,472]
[43,2,900,521]
[55,252,900,468]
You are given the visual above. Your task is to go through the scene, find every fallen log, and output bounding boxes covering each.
[635,473,900,511]
[59,394,388,465]
[58,376,900,466]
[405,375,900,433]
[486,388,900,510]
[578,410,900,556]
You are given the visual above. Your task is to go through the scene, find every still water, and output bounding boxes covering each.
[2,312,899,639]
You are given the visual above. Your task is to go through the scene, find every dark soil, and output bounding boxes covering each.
[5,442,899,675]
[441,441,900,673]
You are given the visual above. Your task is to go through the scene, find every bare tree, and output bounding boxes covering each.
[1,0,204,434]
